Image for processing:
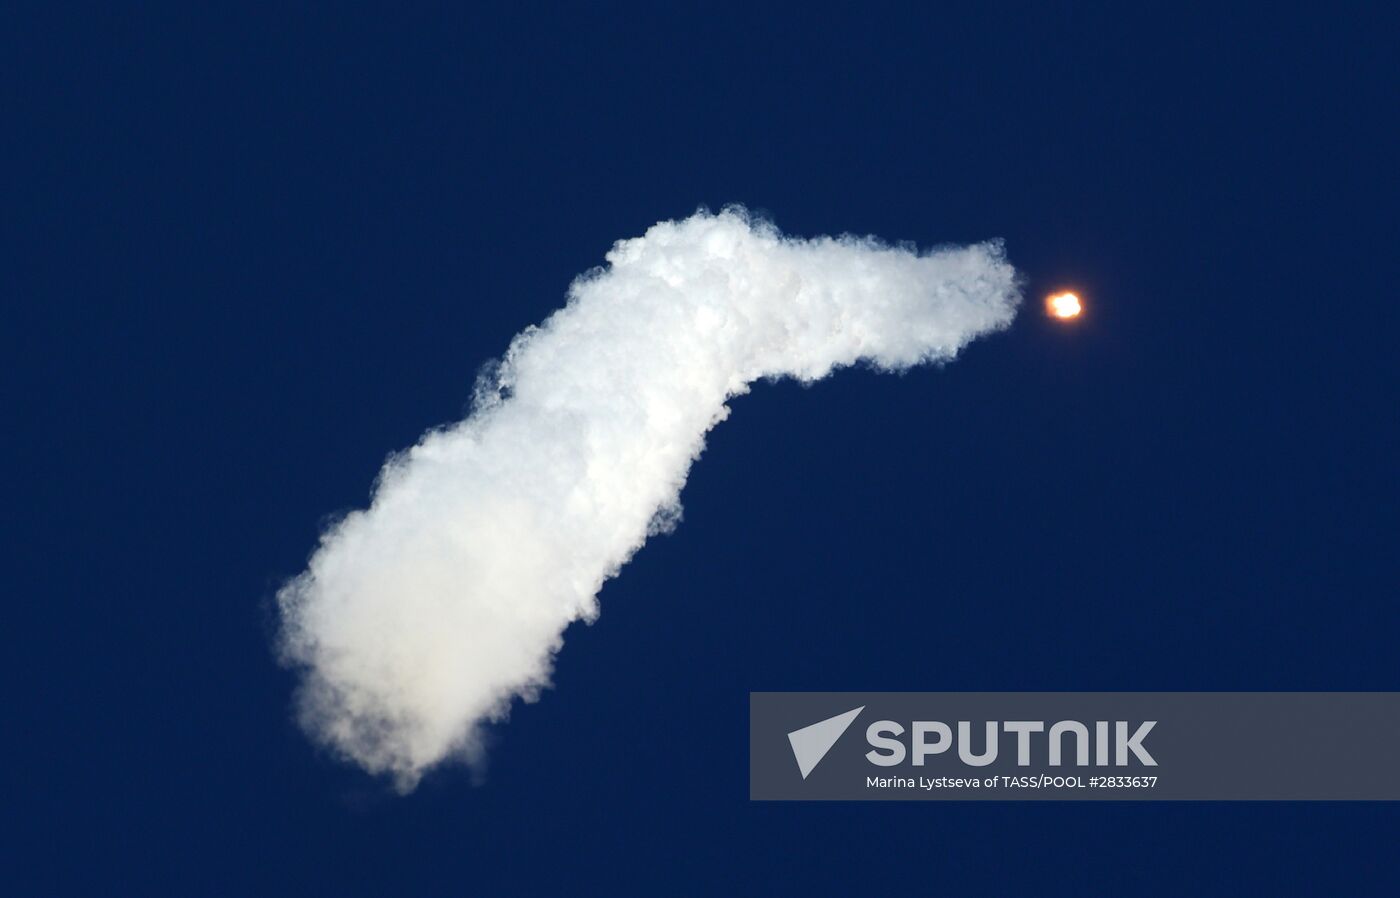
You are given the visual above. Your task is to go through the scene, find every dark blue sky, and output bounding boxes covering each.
[8,4,1398,894]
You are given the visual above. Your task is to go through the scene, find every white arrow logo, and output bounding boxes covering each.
[787,706,865,779]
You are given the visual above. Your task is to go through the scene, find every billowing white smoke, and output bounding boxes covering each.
[278,208,1020,789]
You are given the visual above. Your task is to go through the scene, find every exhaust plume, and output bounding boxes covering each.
[277,208,1021,788]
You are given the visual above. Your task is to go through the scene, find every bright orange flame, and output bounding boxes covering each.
[1047,292,1082,319]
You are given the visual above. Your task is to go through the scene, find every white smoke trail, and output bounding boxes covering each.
[277,208,1020,789]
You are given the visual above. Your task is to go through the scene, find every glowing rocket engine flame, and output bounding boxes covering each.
[1047,292,1082,319]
